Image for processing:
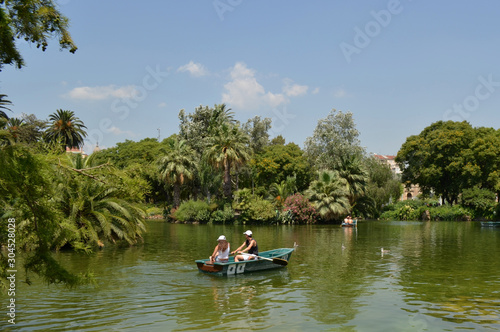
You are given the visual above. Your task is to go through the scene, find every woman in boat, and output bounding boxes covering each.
[209,235,230,264]
[232,230,259,262]
[344,215,353,225]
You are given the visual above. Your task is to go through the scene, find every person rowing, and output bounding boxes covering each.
[232,230,258,262]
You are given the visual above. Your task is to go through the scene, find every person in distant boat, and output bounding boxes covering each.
[232,230,258,262]
[209,235,230,264]
[344,215,353,224]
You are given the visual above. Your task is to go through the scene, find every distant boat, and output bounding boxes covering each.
[341,219,357,227]
[480,221,500,227]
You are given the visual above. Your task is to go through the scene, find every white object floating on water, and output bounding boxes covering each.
[381,248,390,253]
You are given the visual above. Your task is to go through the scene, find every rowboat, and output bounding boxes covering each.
[341,219,357,227]
[195,247,295,276]
[480,221,500,227]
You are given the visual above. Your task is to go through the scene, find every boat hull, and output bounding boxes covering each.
[480,221,500,227]
[195,248,294,276]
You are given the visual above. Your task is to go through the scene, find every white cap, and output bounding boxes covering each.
[243,230,252,236]
[217,235,226,241]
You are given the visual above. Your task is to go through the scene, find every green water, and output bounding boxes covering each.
[2,221,499,331]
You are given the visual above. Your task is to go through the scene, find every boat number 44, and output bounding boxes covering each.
[227,263,246,275]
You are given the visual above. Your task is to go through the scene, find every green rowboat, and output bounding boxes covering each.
[195,247,295,276]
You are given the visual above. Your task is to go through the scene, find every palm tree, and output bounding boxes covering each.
[158,139,197,208]
[205,123,251,199]
[55,154,146,248]
[270,175,297,209]
[334,154,368,208]
[55,177,146,248]
[0,94,13,119]
[6,117,25,141]
[208,103,236,134]
[45,109,87,149]
[306,170,351,222]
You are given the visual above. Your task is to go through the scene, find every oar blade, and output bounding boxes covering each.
[272,258,288,266]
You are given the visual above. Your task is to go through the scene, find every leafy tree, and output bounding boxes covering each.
[205,123,251,199]
[363,156,402,218]
[0,145,87,286]
[93,137,173,169]
[44,109,87,149]
[242,116,272,154]
[11,113,46,145]
[396,121,475,205]
[304,109,365,170]
[0,0,77,70]
[251,143,312,192]
[157,139,197,208]
[270,135,286,146]
[464,127,500,198]
[306,170,350,222]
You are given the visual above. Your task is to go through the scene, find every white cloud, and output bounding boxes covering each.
[283,79,308,97]
[106,126,136,137]
[158,102,167,108]
[312,87,320,94]
[333,88,348,98]
[65,85,138,100]
[177,61,208,77]
[222,62,286,110]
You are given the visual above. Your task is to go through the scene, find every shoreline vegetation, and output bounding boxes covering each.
[2,106,499,289]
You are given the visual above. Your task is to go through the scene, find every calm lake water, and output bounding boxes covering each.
[2,220,500,331]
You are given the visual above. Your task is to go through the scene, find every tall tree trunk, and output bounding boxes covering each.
[223,155,231,198]
[173,182,181,208]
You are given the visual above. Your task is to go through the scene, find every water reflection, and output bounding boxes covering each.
[3,221,500,331]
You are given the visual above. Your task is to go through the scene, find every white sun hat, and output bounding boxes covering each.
[217,235,226,241]
[243,230,252,236]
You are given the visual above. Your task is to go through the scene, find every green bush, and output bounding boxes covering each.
[233,189,275,224]
[211,204,235,224]
[174,200,211,223]
[461,187,496,219]
[245,198,276,223]
[427,205,472,221]
[380,200,474,221]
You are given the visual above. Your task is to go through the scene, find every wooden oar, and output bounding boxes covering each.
[255,255,288,266]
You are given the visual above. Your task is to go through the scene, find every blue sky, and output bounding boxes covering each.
[2,0,500,155]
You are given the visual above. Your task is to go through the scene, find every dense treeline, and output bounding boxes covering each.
[393,120,500,221]
[91,106,403,224]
